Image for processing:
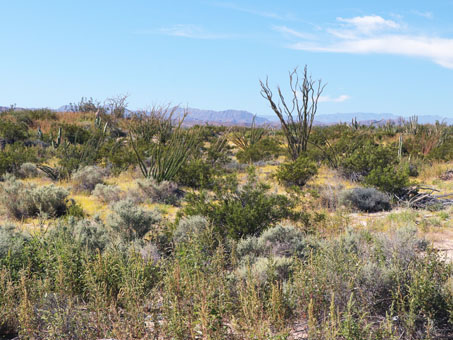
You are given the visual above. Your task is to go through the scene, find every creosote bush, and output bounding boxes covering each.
[341,187,391,212]
[275,155,318,187]
[182,168,298,239]
[364,165,410,196]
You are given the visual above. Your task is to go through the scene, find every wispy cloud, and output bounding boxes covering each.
[319,94,350,103]
[272,25,316,40]
[137,24,231,40]
[412,10,433,19]
[278,15,453,69]
[337,15,400,34]
[213,2,295,21]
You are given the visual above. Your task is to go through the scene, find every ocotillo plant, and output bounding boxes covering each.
[229,115,265,151]
[129,108,200,182]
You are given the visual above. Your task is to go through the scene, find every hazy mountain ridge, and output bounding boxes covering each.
[2,105,453,126]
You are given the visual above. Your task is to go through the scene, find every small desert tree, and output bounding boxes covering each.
[260,65,326,160]
[105,93,129,119]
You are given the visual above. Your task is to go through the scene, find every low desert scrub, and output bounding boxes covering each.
[173,215,210,244]
[291,226,449,337]
[71,165,107,193]
[341,187,391,213]
[17,162,39,178]
[233,224,315,283]
[107,199,161,241]
[136,178,181,205]
[182,168,299,239]
[0,175,68,219]
[92,183,122,203]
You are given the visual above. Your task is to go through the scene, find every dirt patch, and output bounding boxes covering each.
[425,229,453,262]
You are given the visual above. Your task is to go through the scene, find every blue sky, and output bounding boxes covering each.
[1,0,453,118]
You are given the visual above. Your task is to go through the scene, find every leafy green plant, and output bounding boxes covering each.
[182,168,298,239]
[175,158,215,189]
[0,144,39,176]
[275,155,318,187]
[236,137,283,164]
[364,165,410,196]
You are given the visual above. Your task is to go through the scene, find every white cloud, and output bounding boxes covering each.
[337,15,400,34]
[291,35,453,69]
[319,94,350,103]
[279,15,453,69]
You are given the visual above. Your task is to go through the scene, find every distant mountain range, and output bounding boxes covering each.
[2,105,453,126]
[314,112,453,125]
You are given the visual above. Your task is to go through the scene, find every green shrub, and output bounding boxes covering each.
[364,165,410,196]
[182,169,298,239]
[338,140,396,180]
[236,137,283,164]
[341,187,391,212]
[0,119,28,141]
[275,155,318,187]
[107,199,161,241]
[60,124,91,145]
[175,159,214,189]
[0,144,39,176]
[72,165,107,193]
